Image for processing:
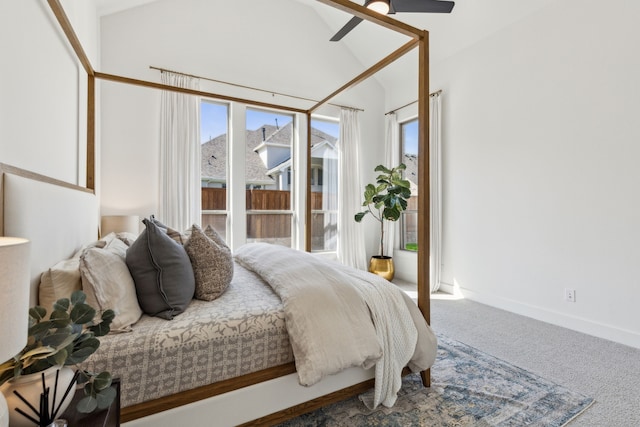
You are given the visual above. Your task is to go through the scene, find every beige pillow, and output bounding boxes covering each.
[115,231,139,247]
[80,237,142,332]
[38,240,107,311]
[184,224,233,301]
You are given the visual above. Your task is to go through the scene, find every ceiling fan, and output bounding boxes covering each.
[330,0,455,41]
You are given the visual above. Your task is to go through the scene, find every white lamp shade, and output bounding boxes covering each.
[101,215,140,237]
[0,237,30,362]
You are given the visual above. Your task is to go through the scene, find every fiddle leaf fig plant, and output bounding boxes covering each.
[0,290,117,414]
[355,163,412,257]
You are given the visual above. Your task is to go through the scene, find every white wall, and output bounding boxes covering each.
[0,1,98,185]
[433,0,640,348]
[99,0,387,256]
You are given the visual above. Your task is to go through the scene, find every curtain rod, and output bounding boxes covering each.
[150,66,364,112]
[385,89,442,115]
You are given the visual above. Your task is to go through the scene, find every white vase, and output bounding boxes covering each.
[0,366,76,427]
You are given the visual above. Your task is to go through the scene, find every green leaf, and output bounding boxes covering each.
[395,163,407,171]
[70,290,87,305]
[101,309,116,322]
[92,372,112,391]
[41,332,77,350]
[49,310,71,328]
[74,332,95,344]
[23,359,54,374]
[28,321,54,340]
[89,322,111,337]
[391,178,411,189]
[53,298,70,312]
[47,348,68,366]
[95,386,117,409]
[77,370,91,385]
[70,303,96,325]
[374,164,391,173]
[362,184,376,204]
[354,212,367,222]
[383,207,401,221]
[375,183,388,194]
[29,306,47,321]
[67,339,100,364]
[76,395,98,413]
[398,197,408,211]
[76,337,101,351]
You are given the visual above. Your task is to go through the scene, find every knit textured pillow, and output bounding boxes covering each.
[184,224,233,301]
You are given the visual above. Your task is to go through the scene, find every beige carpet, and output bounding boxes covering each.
[430,296,640,426]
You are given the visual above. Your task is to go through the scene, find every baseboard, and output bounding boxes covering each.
[439,282,640,350]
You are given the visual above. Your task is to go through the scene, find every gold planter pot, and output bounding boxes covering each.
[369,256,394,281]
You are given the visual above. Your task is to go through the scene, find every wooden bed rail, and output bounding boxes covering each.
[122,363,415,425]
[121,363,297,422]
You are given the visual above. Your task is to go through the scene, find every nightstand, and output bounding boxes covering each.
[61,379,120,427]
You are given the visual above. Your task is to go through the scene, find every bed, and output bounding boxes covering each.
[3,0,435,425]
[1,164,437,425]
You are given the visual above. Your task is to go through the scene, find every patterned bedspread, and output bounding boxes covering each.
[81,262,293,407]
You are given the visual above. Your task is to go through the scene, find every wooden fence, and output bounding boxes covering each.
[201,188,324,211]
[201,188,416,249]
[201,188,325,243]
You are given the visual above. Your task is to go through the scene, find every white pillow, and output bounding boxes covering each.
[38,240,107,312]
[79,237,142,332]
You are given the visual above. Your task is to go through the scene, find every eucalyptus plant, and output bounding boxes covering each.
[0,290,116,414]
[355,163,412,257]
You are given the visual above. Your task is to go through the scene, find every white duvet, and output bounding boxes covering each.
[234,243,437,408]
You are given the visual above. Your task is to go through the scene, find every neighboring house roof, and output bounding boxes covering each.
[402,153,418,194]
[201,122,338,184]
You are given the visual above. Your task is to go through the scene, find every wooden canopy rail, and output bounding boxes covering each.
[44,0,431,423]
[149,65,364,112]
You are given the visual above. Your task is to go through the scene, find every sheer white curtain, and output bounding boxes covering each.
[430,92,443,292]
[159,72,201,231]
[383,112,400,258]
[337,108,367,270]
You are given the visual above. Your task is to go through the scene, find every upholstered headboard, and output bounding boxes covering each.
[0,164,99,306]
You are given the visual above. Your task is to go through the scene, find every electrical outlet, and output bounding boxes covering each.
[565,288,576,303]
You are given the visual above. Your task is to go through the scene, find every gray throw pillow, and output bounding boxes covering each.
[184,224,233,301]
[125,218,195,319]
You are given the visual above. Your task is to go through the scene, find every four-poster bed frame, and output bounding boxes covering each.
[41,0,432,424]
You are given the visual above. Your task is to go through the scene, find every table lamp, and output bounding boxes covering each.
[0,237,30,427]
[100,215,140,237]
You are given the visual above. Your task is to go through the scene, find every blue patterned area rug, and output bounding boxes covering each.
[278,335,594,426]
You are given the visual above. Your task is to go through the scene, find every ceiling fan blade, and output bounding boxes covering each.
[390,0,455,13]
[330,16,364,41]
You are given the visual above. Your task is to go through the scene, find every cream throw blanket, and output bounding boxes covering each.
[234,243,437,408]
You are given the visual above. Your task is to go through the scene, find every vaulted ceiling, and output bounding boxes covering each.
[92,0,555,109]
[95,0,555,65]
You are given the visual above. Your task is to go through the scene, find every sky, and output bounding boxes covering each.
[402,119,418,155]
[201,101,339,143]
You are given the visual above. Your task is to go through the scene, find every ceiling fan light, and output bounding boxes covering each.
[366,0,390,15]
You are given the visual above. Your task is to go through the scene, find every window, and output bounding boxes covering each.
[400,119,418,251]
[310,117,339,252]
[200,101,340,252]
[245,108,294,247]
[200,100,229,241]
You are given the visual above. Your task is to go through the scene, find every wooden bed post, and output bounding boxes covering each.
[417,29,431,388]
[87,74,95,190]
[305,111,313,252]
